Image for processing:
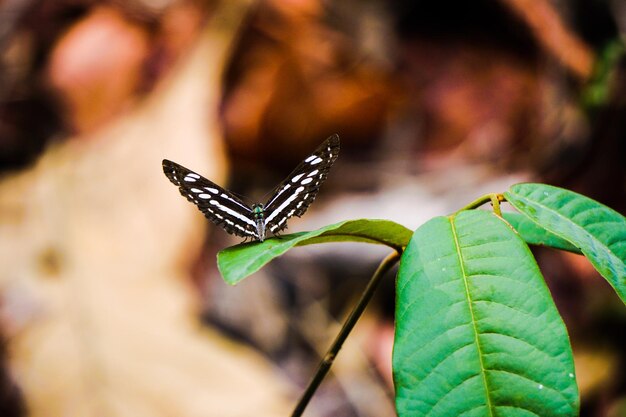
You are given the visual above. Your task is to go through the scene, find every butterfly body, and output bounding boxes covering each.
[163,135,340,242]
[251,204,266,242]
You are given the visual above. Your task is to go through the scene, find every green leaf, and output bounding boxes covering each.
[217,219,412,285]
[393,210,578,417]
[502,212,581,254]
[505,183,626,304]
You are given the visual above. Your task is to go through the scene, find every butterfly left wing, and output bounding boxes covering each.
[263,134,340,234]
[162,159,260,239]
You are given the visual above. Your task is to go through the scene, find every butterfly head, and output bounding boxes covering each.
[252,204,266,242]
[252,204,264,218]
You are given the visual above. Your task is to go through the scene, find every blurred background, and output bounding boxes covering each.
[0,0,625,416]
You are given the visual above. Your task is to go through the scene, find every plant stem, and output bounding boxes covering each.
[456,193,505,215]
[290,251,401,417]
[489,193,504,217]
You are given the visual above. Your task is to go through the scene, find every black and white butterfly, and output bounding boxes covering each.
[162,134,340,242]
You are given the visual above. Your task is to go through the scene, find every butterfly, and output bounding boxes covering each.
[162,134,340,242]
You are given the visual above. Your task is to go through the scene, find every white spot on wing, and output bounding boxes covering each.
[265,186,305,224]
[216,193,251,212]
[188,173,200,179]
[307,170,319,177]
[310,157,323,165]
[265,184,291,208]
[205,187,219,194]
[292,174,304,182]
[208,200,256,226]
[184,176,196,182]
[199,194,211,199]
[190,188,202,193]
[304,155,316,163]
[301,177,313,185]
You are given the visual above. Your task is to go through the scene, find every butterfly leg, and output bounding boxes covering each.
[273,229,287,240]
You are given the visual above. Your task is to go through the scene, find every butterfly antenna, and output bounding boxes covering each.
[258,162,304,201]
[258,184,279,202]
[230,189,255,205]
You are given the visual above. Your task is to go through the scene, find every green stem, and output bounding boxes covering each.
[490,194,504,217]
[456,193,505,216]
[290,251,401,417]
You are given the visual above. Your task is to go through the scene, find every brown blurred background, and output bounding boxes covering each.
[0,0,625,416]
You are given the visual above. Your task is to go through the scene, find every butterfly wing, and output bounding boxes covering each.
[263,134,340,234]
[162,159,259,239]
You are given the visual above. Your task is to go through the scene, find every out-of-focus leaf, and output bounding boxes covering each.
[394,210,578,416]
[218,219,412,285]
[505,183,626,304]
[0,4,294,415]
[581,40,625,110]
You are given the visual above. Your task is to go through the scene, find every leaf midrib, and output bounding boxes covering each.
[449,215,494,416]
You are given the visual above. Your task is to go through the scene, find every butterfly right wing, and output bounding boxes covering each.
[162,159,259,239]
[263,134,340,234]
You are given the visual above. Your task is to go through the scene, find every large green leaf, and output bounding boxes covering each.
[505,183,626,304]
[502,212,581,253]
[394,210,578,417]
[217,219,412,285]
